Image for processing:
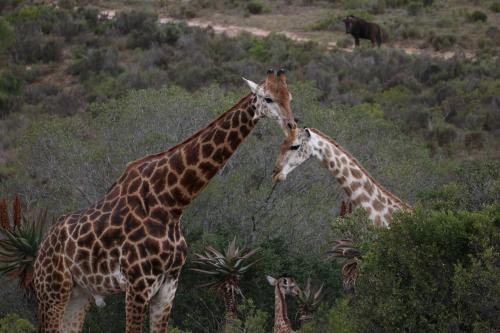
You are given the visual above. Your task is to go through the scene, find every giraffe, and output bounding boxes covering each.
[266,276,300,333]
[272,128,412,227]
[29,69,296,333]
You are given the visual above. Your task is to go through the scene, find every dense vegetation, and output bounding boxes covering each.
[0,1,498,332]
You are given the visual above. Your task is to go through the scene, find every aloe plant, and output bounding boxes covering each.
[327,238,361,290]
[191,238,260,332]
[296,278,324,325]
[0,195,49,292]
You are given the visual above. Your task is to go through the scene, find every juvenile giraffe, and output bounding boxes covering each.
[29,70,296,333]
[266,276,300,333]
[273,128,411,227]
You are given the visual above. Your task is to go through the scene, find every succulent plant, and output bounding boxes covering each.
[191,237,260,332]
[296,278,324,324]
[327,238,361,290]
[0,195,49,293]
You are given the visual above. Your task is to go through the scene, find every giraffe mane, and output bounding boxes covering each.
[309,128,411,209]
[106,93,254,194]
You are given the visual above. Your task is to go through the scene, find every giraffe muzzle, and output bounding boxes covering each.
[272,169,286,183]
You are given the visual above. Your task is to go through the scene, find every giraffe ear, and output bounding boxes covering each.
[266,276,277,286]
[242,77,258,93]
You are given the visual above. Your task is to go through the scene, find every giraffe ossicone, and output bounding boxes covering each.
[29,69,296,333]
[273,127,411,227]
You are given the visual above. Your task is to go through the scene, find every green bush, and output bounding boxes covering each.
[40,38,63,62]
[0,313,34,333]
[0,18,13,52]
[434,124,457,146]
[427,33,456,50]
[349,205,500,332]
[115,10,157,34]
[247,1,265,15]
[490,1,500,12]
[466,10,488,22]
[407,1,423,15]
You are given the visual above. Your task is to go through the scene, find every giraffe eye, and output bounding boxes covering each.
[264,97,273,103]
[290,145,300,150]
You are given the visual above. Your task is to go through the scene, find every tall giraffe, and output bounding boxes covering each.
[266,276,300,333]
[272,128,411,227]
[28,70,296,333]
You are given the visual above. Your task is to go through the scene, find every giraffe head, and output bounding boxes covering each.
[266,275,301,296]
[243,69,296,135]
[272,127,314,182]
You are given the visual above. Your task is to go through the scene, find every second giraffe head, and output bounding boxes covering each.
[273,127,314,182]
[243,69,296,136]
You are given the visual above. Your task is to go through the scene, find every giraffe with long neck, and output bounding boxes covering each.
[272,128,411,227]
[266,276,300,333]
[29,70,296,333]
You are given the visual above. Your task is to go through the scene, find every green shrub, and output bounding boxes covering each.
[7,5,59,34]
[490,1,500,12]
[40,38,63,62]
[307,17,336,31]
[464,131,484,151]
[247,1,265,15]
[407,1,423,15]
[0,18,13,52]
[115,10,157,34]
[0,72,19,94]
[156,22,188,45]
[350,205,500,332]
[427,33,456,50]
[466,10,488,22]
[336,37,353,48]
[434,124,457,146]
[0,313,34,333]
[69,47,122,79]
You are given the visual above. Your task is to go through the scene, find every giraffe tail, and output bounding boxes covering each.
[0,196,48,295]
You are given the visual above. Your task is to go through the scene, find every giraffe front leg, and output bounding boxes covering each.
[125,286,149,333]
[149,276,179,333]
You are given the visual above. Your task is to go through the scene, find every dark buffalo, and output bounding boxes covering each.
[343,15,388,47]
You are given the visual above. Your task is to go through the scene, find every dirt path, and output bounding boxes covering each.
[100,10,475,60]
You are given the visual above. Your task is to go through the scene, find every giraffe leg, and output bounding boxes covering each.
[149,277,179,333]
[34,269,72,332]
[125,286,149,333]
[37,295,69,332]
[61,286,92,333]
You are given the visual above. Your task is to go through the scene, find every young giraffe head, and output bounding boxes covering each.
[272,127,314,182]
[243,69,296,135]
[266,275,301,296]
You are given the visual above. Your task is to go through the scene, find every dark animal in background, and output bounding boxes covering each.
[343,15,388,47]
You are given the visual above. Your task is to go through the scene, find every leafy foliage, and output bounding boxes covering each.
[0,313,34,333]
[349,205,500,332]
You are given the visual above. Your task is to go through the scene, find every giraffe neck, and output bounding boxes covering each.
[108,93,259,218]
[274,287,293,332]
[309,128,410,227]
